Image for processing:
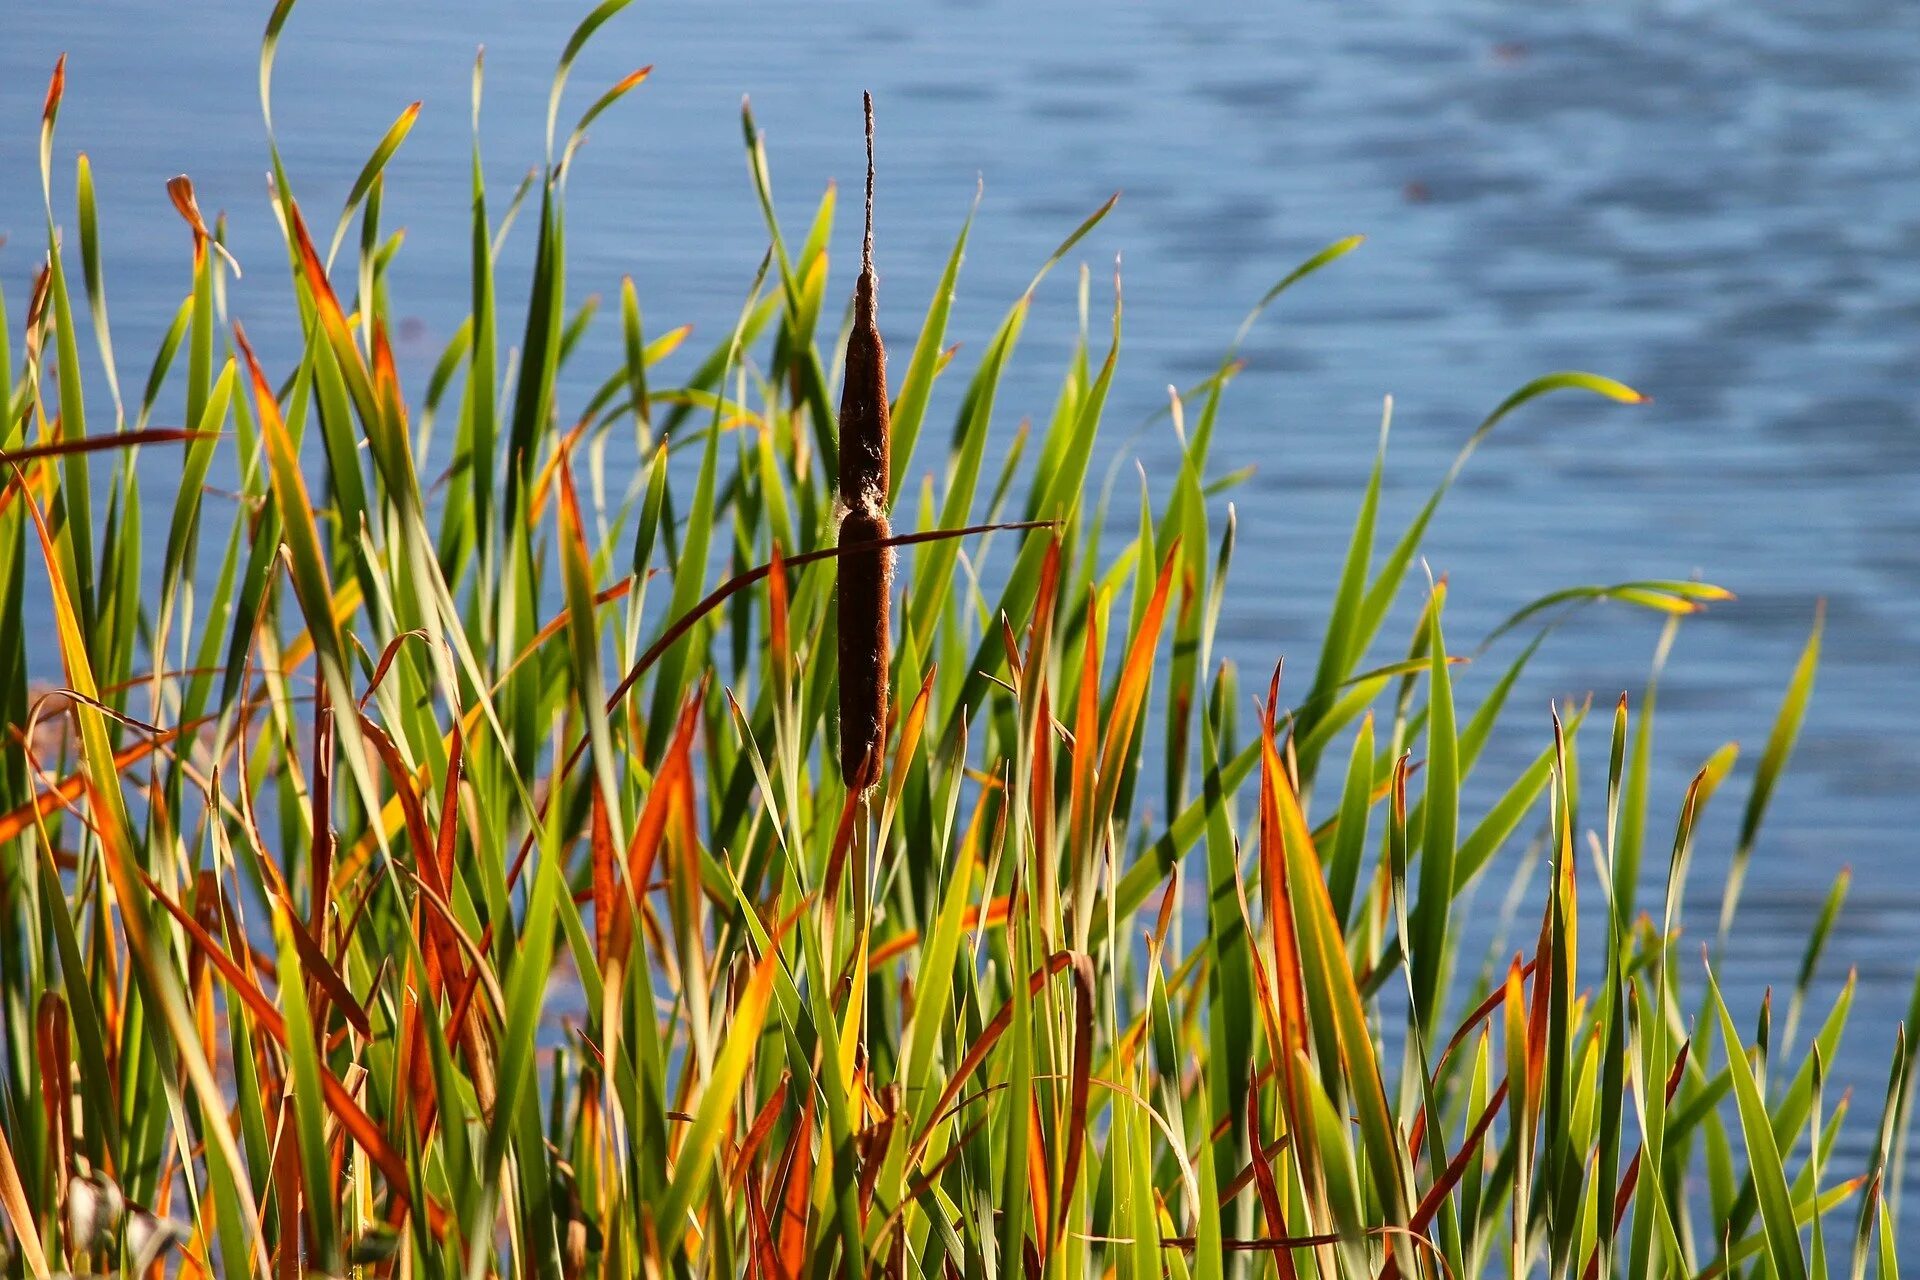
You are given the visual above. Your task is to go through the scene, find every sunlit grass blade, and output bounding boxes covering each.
[1705,959,1810,1280]
[1721,603,1822,940]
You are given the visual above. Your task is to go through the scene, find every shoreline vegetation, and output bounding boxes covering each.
[0,1,1901,1277]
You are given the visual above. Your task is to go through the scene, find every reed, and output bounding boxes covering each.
[0,4,1904,1278]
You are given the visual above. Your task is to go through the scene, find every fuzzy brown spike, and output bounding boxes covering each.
[838,93,889,513]
[837,510,892,788]
[838,92,892,788]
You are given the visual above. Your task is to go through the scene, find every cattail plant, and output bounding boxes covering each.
[837,92,892,788]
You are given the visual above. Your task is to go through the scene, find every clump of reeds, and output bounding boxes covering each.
[0,3,1903,1278]
[837,91,892,788]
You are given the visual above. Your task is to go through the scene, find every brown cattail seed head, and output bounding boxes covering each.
[837,91,892,789]
[837,94,889,515]
[837,509,893,788]
[837,266,889,513]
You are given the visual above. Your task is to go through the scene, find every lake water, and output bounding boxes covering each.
[7,0,1920,1176]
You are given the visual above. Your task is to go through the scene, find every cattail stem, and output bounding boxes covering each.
[838,92,892,787]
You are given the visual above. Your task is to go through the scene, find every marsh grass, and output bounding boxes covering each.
[0,2,1906,1277]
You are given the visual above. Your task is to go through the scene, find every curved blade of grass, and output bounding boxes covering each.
[0,426,210,468]
[1481,579,1733,652]
[545,0,637,158]
[1721,603,1821,940]
[888,187,976,505]
[74,152,123,424]
[1408,580,1457,1037]
[1355,373,1647,667]
[559,66,652,176]
[1705,959,1809,1280]
[1229,233,1364,351]
[326,101,422,266]
[656,940,781,1259]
